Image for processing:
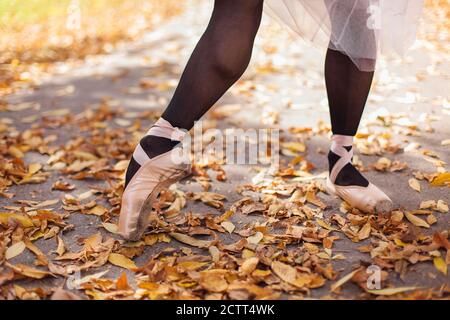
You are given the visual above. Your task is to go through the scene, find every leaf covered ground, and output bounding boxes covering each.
[0,1,449,300]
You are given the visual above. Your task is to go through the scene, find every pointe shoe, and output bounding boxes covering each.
[119,119,191,241]
[326,135,393,214]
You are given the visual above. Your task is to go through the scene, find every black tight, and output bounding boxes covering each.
[162,0,264,129]
[325,48,373,187]
[325,48,374,137]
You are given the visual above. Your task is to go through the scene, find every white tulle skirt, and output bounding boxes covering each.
[265,0,424,71]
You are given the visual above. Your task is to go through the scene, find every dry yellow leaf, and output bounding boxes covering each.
[247,232,264,245]
[436,200,449,213]
[270,261,315,288]
[221,221,235,234]
[114,160,129,171]
[316,219,337,231]
[431,172,450,187]
[169,232,211,248]
[366,286,419,296]
[108,253,137,270]
[178,261,208,271]
[426,214,437,225]
[116,272,130,290]
[102,222,119,234]
[85,205,108,216]
[5,262,52,279]
[331,269,360,292]
[306,191,327,209]
[209,246,220,263]
[55,236,66,257]
[199,270,228,293]
[408,178,421,192]
[281,141,306,154]
[0,212,34,228]
[6,241,26,260]
[240,257,259,275]
[405,212,430,228]
[433,257,447,275]
[358,222,371,240]
[271,261,298,286]
[71,270,109,288]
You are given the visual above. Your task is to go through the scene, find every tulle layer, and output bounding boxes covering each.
[265,0,424,71]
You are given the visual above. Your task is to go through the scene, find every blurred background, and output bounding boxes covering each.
[0,0,448,96]
[0,0,184,95]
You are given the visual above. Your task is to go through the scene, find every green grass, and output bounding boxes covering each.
[0,0,138,25]
[0,0,73,24]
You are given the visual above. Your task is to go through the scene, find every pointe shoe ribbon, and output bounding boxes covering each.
[119,118,191,241]
[327,135,393,214]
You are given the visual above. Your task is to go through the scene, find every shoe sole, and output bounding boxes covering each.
[126,170,190,242]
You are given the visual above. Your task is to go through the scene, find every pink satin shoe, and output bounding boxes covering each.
[326,135,393,214]
[119,119,191,241]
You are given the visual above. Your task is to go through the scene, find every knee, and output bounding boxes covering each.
[210,43,253,80]
[206,0,263,79]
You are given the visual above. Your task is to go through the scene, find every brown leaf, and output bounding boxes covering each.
[5,262,52,279]
[408,178,421,192]
[169,232,212,248]
[331,268,361,292]
[116,272,131,290]
[366,286,420,296]
[5,241,26,260]
[240,257,259,275]
[199,270,228,293]
[405,212,430,228]
[108,253,137,270]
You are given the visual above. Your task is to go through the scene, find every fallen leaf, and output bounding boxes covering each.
[358,222,371,240]
[436,200,449,213]
[433,257,448,275]
[247,232,264,245]
[169,232,212,248]
[0,212,34,228]
[240,257,259,275]
[405,212,430,228]
[430,172,450,186]
[408,178,421,192]
[178,261,208,271]
[5,241,26,260]
[270,261,313,288]
[191,192,227,209]
[199,270,228,293]
[71,270,109,288]
[331,269,361,292]
[221,221,235,234]
[316,219,338,231]
[102,222,119,234]
[366,286,420,296]
[55,236,66,257]
[116,272,131,290]
[5,262,52,279]
[108,253,137,270]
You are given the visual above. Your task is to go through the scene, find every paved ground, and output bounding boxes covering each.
[1,1,449,299]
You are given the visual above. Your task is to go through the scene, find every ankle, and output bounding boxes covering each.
[140,135,180,159]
